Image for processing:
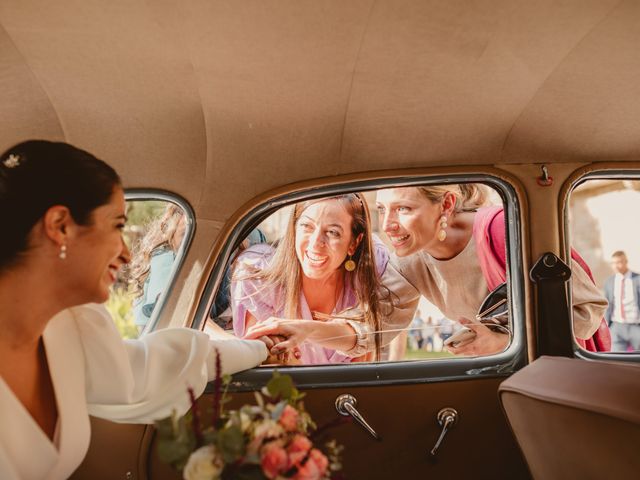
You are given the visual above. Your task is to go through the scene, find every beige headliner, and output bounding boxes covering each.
[2,0,640,221]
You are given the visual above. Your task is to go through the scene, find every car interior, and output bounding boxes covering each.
[1,1,640,478]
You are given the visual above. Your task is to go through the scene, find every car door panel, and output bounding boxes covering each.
[142,376,529,479]
[69,418,146,480]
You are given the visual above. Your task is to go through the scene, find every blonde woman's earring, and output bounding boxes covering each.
[59,244,67,260]
[437,215,448,242]
[344,255,356,272]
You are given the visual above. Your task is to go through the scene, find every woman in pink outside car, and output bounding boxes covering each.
[233,193,389,364]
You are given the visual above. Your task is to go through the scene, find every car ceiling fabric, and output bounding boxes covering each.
[1,0,639,221]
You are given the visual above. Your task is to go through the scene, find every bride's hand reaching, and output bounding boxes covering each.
[245,316,361,360]
[258,333,302,365]
[244,317,315,357]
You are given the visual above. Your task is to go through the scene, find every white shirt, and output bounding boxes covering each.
[613,271,639,324]
[0,304,267,480]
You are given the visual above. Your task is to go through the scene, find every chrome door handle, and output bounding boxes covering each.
[335,394,381,440]
[429,407,458,457]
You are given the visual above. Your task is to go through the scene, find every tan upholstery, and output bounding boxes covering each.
[499,356,640,480]
[2,1,640,221]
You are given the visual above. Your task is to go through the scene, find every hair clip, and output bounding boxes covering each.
[2,154,21,168]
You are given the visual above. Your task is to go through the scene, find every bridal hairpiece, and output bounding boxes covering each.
[2,154,21,168]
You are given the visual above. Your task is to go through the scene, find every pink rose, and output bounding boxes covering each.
[261,443,289,479]
[279,404,299,431]
[287,435,312,467]
[293,449,329,480]
[309,449,329,474]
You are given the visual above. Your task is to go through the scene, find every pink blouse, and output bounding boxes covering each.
[231,241,389,365]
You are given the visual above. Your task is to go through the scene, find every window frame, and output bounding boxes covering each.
[194,174,527,391]
[563,169,640,363]
[124,189,196,336]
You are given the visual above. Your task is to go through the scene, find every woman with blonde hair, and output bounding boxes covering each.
[130,203,186,328]
[376,183,609,356]
[234,193,389,364]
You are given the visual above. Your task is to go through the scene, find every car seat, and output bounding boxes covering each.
[499,356,640,479]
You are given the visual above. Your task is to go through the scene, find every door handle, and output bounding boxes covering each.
[429,407,458,457]
[335,394,381,440]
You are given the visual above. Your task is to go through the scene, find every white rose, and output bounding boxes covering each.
[183,445,224,480]
[225,412,252,433]
[239,412,252,432]
[253,419,284,440]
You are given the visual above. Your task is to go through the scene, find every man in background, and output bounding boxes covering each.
[604,251,640,351]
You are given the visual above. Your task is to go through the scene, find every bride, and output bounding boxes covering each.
[0,140,268,479]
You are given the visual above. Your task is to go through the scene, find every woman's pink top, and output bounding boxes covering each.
[230,241,389,365]
[473,206,611,351]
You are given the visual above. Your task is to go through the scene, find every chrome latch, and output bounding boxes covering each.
[429,407,458,457]
[335,394,381,440]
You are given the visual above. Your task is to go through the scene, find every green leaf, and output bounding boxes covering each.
[266,372,296,401]
[216,425,245,464]
[154,415,196,470]
[203,429,218,445]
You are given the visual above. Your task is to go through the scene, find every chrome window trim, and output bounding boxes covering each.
[195,175,526,391]
[124,189,196,336]
[565,170,640,363]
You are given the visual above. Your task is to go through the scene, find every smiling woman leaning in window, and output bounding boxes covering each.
[0,140,267,480]
[376,184,610,356]
[234,194,389,364]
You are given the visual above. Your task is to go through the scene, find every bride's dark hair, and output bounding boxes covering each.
[0,140,121,270]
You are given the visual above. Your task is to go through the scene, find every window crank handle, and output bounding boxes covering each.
[430,407,458,457]
[335,394,381,441]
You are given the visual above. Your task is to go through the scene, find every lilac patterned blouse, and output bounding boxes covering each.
[230,240,389,365]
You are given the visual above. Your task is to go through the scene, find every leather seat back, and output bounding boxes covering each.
[499,356,640,479]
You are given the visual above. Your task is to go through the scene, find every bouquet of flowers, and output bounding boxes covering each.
[155,358,344,480]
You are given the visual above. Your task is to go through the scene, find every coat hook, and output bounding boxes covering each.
[537,165,553,186]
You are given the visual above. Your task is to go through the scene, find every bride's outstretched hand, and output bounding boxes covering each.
[244,318,315,357]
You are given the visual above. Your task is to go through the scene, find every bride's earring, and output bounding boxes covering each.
[59,244,67,260]
[437,215,447,242]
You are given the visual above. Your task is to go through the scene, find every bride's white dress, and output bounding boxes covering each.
[0,304,267,480]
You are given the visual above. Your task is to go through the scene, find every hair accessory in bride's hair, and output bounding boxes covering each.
[2,154,21,169]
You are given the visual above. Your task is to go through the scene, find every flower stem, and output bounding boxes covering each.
[188,387,204,446]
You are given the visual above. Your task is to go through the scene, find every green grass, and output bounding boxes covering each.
[106,287,139,339]
[403,349,455,360]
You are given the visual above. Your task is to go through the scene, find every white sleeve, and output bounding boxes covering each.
[570,259,608,339]
[73,304,267,423]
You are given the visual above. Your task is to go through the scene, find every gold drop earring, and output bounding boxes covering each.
[344,255,356,272]
[437,215,447,242]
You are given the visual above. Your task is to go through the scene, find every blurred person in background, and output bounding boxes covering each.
[129,204,187,330]
[604,250,640,351]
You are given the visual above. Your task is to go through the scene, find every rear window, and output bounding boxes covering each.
[569,177,640,356]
